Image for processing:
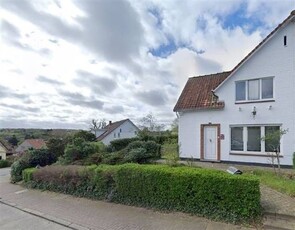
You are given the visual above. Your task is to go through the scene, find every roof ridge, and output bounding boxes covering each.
[189,71,231,79]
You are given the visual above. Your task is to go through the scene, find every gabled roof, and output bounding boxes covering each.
[173,71,231,111]
[0,140,9,151]
[23,139,47,149]
[97,119,137,141]
[215,10,295,91]
[174,11,295,112]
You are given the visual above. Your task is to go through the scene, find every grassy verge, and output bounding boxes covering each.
[248,169,295,197]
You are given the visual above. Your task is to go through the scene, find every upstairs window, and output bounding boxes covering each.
[235,77,274,102]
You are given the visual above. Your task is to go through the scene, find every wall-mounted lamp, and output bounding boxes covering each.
[268,105,272,110]
[238,107,242,111]
[252,106,257,117]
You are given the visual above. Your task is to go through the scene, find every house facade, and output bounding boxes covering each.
[0,141,8,160]
[174,11,295,166]
[96,119,139,145]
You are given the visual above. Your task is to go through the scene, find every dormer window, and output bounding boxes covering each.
[235,77,274,102]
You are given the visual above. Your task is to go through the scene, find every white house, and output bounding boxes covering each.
[96,119,139,145]
[0,141,8,160]
[174,11,295,166]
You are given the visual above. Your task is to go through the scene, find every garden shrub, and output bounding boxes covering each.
[25,164,261,224]
[123,148,148,163]
[22,168,37,182]
[293,152,295,169]
[11,148,56,183]
[109,138,139,152]
[0,159,10,168]
[63,138,103,164]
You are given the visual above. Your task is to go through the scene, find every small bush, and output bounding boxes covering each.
[63,139,103,164]
[22,168,37,182]
[11,149,56,183]
[293,152,295,169]
[123,141,161,164]
[109,138,139,152]
[0,159,10,168]
[124,148,148,163]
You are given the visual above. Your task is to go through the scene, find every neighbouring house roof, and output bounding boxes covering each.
[26,139,47,149]
[0,139,14,154]
[174,11,295,112]
[16,139,47,153]
[173,71,231,111]
[97,119,134,141]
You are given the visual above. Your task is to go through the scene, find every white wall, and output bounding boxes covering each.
[0,145,6,160]
[101,121,139,145]
[179,20,295,166]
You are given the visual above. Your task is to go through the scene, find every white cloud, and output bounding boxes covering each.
[0,0,294,129]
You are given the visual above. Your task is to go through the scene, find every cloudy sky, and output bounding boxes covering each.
[0,0,294,129]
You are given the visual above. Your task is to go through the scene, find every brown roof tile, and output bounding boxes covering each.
[173,71,231,111]
[26,139,47,149]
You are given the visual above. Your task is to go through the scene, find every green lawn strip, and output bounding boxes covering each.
[247,169,295,197]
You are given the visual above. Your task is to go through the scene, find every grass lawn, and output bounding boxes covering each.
[246,169,295,197]
[161,143,295,197]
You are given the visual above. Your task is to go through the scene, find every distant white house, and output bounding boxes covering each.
[0,141,8,160]
[96,119,139,145]
[174,11,295,166]
[0,140,14,160]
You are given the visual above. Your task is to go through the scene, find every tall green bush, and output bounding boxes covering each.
[11,148,56,182]
[25,164,261,224]
[63,138,103,164]
[109,138,139,152]
[0,159,10,168]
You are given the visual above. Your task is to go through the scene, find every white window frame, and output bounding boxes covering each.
[230,124,282,155]
[235,77,274,102]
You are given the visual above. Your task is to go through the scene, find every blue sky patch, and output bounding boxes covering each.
[222,5,263,33]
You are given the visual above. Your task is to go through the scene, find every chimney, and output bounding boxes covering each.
[109,121,112,125]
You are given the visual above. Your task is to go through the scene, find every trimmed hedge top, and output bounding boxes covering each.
[24,164,261,224]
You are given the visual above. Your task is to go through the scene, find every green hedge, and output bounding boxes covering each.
[25,164,261,224]
[0,159,10,168]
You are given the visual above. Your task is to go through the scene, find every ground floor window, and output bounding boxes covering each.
[230,125,281,153]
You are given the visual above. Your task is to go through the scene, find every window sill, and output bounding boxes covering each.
[235,99,275,104]
[230,151,283,157]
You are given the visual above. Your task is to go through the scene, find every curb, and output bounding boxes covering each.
[264,212,295,221]
[0,199,90,230]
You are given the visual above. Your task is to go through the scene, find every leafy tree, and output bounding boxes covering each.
[89,119,107,137]
[8,135,18,146]
[63,138,102,164]
[139,113,164,132]
[46,138,67,159]
[73,130,96,142]
[261,128,288,175]
[170,118,178,134]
